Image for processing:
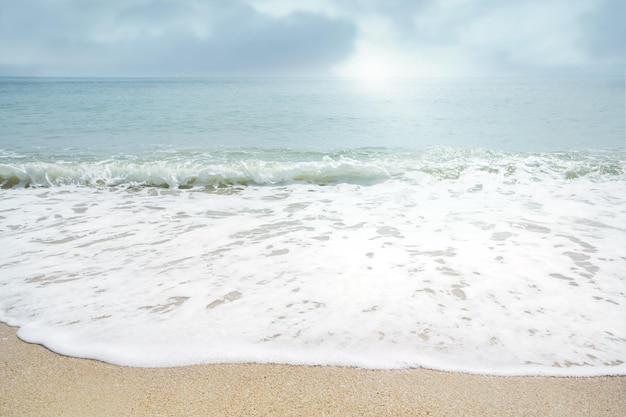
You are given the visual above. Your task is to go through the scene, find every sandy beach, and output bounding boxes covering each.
[1,322,624,416]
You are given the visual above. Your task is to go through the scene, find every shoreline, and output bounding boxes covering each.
[1,322,625,416]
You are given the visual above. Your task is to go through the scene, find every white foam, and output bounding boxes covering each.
[0,151,625,375]
[0,154,392,188]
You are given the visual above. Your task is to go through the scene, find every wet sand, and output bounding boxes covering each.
[1,322,624,416]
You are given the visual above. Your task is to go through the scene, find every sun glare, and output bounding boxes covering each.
[335,41,459,82]
[336,47,401,80]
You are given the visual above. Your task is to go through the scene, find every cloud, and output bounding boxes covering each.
[332,0,623,77]
[0,0,622,77]
[579,0,626,72]
[0,0,356,76]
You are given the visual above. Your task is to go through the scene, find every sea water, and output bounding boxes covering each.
[0,77,624,376]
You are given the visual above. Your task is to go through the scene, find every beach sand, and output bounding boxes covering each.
[1,323,624,416]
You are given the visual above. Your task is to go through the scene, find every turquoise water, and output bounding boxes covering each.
[0,77,624,375]
[2,77,623,156]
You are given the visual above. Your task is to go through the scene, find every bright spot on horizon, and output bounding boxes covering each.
[334,42,457,80]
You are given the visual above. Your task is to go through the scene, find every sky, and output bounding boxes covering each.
[0,0,623,78]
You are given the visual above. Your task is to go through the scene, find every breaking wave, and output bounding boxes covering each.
[0,147,623,189]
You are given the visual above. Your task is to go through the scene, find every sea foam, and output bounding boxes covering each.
[1,149,624,375]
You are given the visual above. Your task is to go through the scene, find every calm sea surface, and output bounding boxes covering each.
[0,77,624,375]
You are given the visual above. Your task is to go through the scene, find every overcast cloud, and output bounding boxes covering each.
[0,0,623,77]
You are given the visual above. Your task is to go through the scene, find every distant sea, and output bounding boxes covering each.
[0,77,624,375]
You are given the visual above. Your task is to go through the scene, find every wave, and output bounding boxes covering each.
[0,147,623,189]
[0,156,391,189]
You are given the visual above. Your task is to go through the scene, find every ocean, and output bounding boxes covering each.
[0,76,624,376]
